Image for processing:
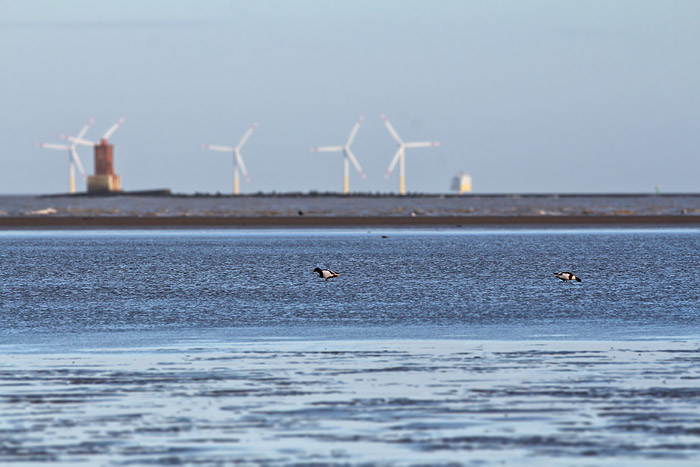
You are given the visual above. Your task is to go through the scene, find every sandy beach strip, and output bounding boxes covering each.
[0,214,700,229]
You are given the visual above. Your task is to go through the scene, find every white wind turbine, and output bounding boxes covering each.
[36,118,94,193]
[61,116,125,147]
[381,113,442,195]
[202,123,258,195]
[310,115,367,194]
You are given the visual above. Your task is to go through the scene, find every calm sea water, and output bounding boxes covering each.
[1,228,699,341]
[1,229,699,464]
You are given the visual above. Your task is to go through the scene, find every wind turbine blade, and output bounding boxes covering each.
[384,148,402,179]
[202,144,234,152]
[70,147,87,180]
[236,122,258,150]
[102,116,125,140]
[36,142,69,150]
[309,146,343,152]
[345,148,366,179]
[380,113,403,144]
[76,118,95,140]
[405,141,442,149]
[345,115,364,146]
[236,151,250,181]
[60,135,95,146]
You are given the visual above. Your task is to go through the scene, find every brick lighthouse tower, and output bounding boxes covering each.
[87,138,122,193]
[86,117,125,194]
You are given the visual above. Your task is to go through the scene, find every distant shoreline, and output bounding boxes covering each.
[1,215,699,229]
[35,192,700,199]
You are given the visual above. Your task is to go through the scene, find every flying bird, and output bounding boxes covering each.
[313,267,339,281]
[554,272,582,282]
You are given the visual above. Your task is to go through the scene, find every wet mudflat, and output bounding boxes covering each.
[1,340,699,465]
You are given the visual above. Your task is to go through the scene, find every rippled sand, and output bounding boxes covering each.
[2,339,699,465]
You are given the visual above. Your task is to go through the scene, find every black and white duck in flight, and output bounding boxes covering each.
[313,267,339,281]
[554,271,582,282]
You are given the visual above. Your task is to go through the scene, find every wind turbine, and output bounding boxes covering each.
[202,123,258,195]
[61,117,125,147]
[381,113,442,195]
[310,115,367,194]
[36,118,94,193]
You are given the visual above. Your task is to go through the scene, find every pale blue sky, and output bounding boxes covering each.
[1,0,699,194]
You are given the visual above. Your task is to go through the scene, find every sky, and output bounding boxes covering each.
[1,0,699,194]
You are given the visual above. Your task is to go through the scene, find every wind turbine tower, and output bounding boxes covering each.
[381,113,442,195]
[62,117,126,193]
[310,115,367,194]
[203,123,258,195]
[36,118,93,193]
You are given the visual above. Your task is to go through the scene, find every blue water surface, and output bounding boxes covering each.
[1,228,699,346]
